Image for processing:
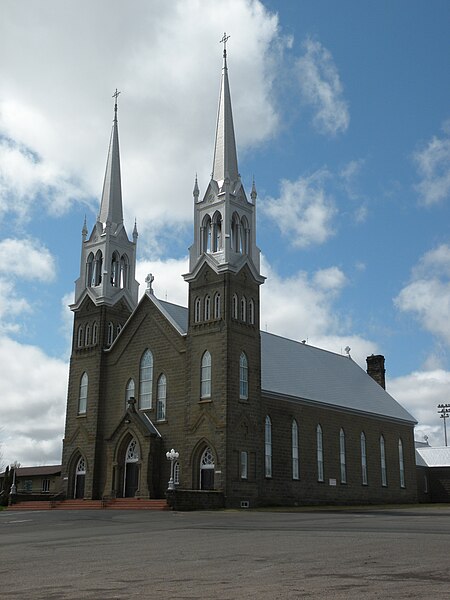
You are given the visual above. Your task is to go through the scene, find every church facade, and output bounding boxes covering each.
[61,48,417,507]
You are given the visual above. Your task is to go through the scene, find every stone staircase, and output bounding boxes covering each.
[7,497,168,511]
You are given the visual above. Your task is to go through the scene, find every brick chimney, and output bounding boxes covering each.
[366,354,386,389]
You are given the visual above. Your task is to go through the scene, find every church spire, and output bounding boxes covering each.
[212,33,239,187]
[98,89,123,227]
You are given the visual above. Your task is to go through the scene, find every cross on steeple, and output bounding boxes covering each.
[112,88,121,120]
[220,32,230,58]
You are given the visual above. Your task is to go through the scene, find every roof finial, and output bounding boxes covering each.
[112,88,121,122]
[220,32,230,60]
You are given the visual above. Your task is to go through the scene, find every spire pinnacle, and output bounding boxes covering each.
[98,90,124,226]
[212,34,239,186]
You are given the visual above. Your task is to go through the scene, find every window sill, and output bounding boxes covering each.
[199,398,212,403]
[156,419,167,424]
[77,413,87,418]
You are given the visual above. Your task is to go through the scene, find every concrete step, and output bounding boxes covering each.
[7,501,53,511]
[106,498,169,510]
[53,500,104,509]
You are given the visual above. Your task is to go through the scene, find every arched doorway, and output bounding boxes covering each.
[200,447,215,490]
[74,456,86,499]
[123,438,140,497]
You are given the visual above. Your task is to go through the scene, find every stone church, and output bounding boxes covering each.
[61,46,417,508]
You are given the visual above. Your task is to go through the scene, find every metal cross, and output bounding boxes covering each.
[220,32,230,57]
[112,89,121,118]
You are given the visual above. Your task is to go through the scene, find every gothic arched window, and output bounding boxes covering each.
[380,435,387,487]
[86,253,94,287]
[292,420,299,480]
[241,215,249,254]
[78,372,88,414]
[398,438,405,488]
[157,373,167,421]
[139,349,153,409]
[239,352,248,400]
[107,322,114,346]
[212,211,222,252]
[93,250,103,286]
[204,295,211,321]
[111,251,119,287]
[249,299,255,325]
[120,254,129,288]
[265,416,272,478]
[317,424,324,482]
[92,322,98,345]
[125,378,135,409]
[84,324,91,346]
[361,432,368,485]
[200,351,212,399]
[201,214,212,253]
[231,212,240,252]
[77,326,84,348]
[194,297,201,323]
[232,294,238,319]
[241,296,247,322]
[214,293,221,319]
[340,428,346,484]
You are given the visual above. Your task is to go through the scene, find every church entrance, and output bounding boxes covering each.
[200,447,215,490]
[74,456,86,499]
[123,438,139,497]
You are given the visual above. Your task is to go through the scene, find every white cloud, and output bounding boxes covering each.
[0,0,285,234]
[414,121,450,205]
[262,169,336,247]
[389,369,450,446]
[395,244,450,346]
[0,336,68,466]
[0,238,56,281]
[296,38,349,136]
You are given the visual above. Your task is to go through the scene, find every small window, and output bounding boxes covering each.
[157,373,167,421]
[265,416,272,478]
[317,424,324,482]
[241,296,246,322]
[398,439,405,488]
[174,461,180,485]
[107,322,114,345]
[139,349,153,409]
[42,479,50,492]
[214,293,221,319]
[340,428,346,484]
[201,351,211,399]
[232,294,238,319]
[239,352,248,400]
[240,451,248,480]
[249,299,255,325]
[204,295,211,321]
[77,326,84,348]
[194,297,201,323]
[380,435,387,487]
[361,432,368,485]
[84,324,90,346]
[92,322,98,345]
[78,372,88,414]
[125,378,135,408]
[292,420,299,480]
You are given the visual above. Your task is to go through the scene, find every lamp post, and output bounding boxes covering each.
[166,449,179,490]
[437,404,450,447]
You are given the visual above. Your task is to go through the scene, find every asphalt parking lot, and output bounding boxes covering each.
[1,506,450,599]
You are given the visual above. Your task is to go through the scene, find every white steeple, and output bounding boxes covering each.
[185,35,264,284]
[71,91,139,311]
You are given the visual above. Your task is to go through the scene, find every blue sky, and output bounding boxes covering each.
[1,0,450,466]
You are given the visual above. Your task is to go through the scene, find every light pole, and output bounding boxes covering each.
[166,449,179,490]
[437,404,450,447]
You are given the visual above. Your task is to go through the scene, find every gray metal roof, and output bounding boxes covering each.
[149,299,415,424]
[415,446,450,467]
[261,332,416,424]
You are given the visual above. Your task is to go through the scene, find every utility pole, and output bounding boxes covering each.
[437,404,450,447]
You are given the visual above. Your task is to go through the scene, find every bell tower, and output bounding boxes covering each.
[183,37,265,503]
[62,92,139,499]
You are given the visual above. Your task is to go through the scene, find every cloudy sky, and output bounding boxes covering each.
[1,0,450,467]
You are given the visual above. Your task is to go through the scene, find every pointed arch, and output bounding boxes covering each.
[380,435,387,487]
[200,350,212,399]
[292,419,299,480]
[111,251,120,287]
[361,432,368,485]
[84,324,91,346]
[199,446,215,490]
[231,212,240,252]
[398,438,405,488]
[107,322,114,346]
[232,293,238,319]
[239,352,248,400]
[77,325,84,348]
[93,250,103,286]
[249,298,255,325]
[194,297,201,323]
[201,214,212,253]
[86,253,94,287]
[339,428,346,484]
[157,373,167,421]
[317,424,324,482]
[212,211,222,252]
[92,322,98,345]
[78,372,88,414]
[125,378,135,409]
[120,254,129,288]
[74,454,87,499]
[204,295,211,321]
[265,415,272,478]
[240,295,247,322]
[241,215,250,254]
[139,349,153,409]
[213,292,221,319]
